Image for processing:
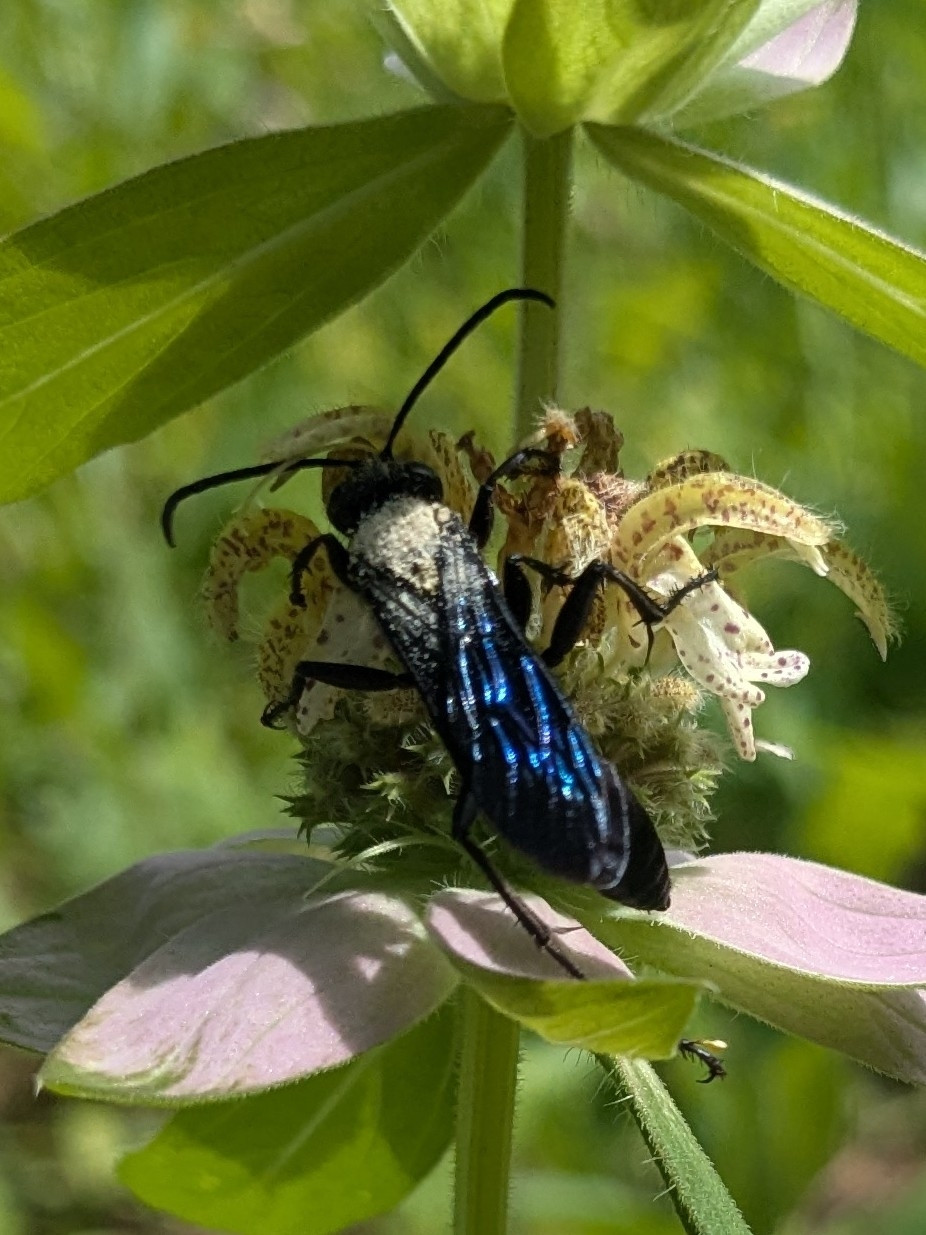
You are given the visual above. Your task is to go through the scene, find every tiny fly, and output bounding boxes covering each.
[163,289,722,1077]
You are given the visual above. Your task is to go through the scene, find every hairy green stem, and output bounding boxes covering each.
[598,1055,751,1235]
[453,988,521,1235]
[515,127,573,440]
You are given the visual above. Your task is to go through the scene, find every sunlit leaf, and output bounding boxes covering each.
[427,890,702,1059]
[0,104,510,504]
[40,882,457,1103]
[592,853,926,1082]
[119,1008,456,1235]
[0,849,330,1054]
[0,847,459,1102]
[588,125,926,368]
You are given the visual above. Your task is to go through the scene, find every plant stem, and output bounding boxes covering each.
[453,987,521,1235]
[597,1055,752,1235]
[515,127,573,440]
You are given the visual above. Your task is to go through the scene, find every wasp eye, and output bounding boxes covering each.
[405,463,443,503]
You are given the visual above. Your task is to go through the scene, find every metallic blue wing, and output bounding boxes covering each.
[348,504,669,909]
[432,524,668,906]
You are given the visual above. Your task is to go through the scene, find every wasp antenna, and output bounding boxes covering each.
[382,287,555,459]
[161,457,361,546]
[161,462,282,547]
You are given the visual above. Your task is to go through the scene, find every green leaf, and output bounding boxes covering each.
[382,1,513,101]
[119,1007,456,1235]
[465,970,702,1059]
[0,104,511,504]
[601,1056,753,1235]
[588,125,926,368]
[503,0,760,137]
[426,890,702,1059]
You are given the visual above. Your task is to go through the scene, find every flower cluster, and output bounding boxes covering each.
[0,405,920,1117]
[202,404,893,852]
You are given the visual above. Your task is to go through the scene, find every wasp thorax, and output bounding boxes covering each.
[326,458,444,535]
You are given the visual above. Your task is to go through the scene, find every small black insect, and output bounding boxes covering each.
[163,289,723,1078]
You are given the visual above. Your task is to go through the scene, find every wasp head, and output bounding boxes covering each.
[326,457,444,535]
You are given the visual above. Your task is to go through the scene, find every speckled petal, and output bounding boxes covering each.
[719,695,760,761]
[820,539,898,659]
[261,405,393,464]
[416,430,477,518]
[738,647,809,687]
[650,540,775,654]
[613,472,832,572]
[704,529,894,658]
[704,527,829,578]
[666,602,765,706]
[647,449,731,488]
[294,590,400,735]
[203,508,324,641]
[647,550,809,761]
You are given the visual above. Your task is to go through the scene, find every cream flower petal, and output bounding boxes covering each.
[648,538,774,655]
[647,548,809,761]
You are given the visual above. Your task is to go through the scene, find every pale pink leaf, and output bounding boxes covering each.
[595,853,926,1082]
[673,1,857,125]
[0,849,329,1054]
[36,882,456,1103]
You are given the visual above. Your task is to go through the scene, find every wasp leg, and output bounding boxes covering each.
[501,552,534,631]
[289,533,350,607]
[261,662,413,728]
[678,1038,727,1083]
[507,555,717,666]
[266,532,411,724]
[468,447,561,549]
[451,790,585,981]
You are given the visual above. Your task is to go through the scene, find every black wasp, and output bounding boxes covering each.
[162,289,723,1079]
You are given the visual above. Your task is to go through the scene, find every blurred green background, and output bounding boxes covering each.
[0,2,924,1233]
